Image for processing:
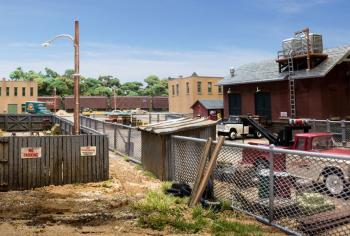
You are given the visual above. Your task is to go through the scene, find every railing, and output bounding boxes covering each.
[171,135,350,235]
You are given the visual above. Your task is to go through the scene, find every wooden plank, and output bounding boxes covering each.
[98,135,104,181]
[78,135,84,183]
[95,135,101,180]
[0,142,4,187]
[87,135,92,182]
[191,136,225,206]
[92,135,97,182]
[62,135,67,184]
[23,137,29,189]
[83,135,88,183]
[45,136,50,186]
[74,135,80,183]
[57,136,63,185]
[31,137,37,188]
[39,137,45,187]
[67,136,72,184]
[18,137,23,190]
[71,136,76,183]
[49,136,55,185]
[10,137,17,189]
[103,135,109,180]
[188,137,212,207]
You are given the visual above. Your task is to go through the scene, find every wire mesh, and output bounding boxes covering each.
[172,137,206,186]
[171,136,350,236]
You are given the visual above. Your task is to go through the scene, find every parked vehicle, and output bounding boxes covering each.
[240,117,350,196]
[217,116,262,140]
[25,101,51,114]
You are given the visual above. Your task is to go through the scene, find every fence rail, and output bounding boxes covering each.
[171,135,350,236]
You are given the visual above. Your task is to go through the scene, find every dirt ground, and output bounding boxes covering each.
[0,152,162,235]
[0,152,283,235]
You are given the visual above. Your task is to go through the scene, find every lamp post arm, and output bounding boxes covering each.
[43,34,74,45]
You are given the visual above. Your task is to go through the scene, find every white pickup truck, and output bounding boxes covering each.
[217,116,262,140]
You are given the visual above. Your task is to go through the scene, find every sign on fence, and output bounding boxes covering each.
[21,147,42,158]
[80,146,97,156]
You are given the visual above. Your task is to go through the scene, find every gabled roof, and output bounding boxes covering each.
[191,99,223,109]
[219,45,350,86]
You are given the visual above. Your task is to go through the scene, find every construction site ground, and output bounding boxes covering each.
[0,152,284,235]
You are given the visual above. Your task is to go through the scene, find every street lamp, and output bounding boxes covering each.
[42,20,80,134]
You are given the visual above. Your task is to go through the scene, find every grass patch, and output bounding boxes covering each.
[133,189,267,235]
[134,164,143,171]
[101,178,114,188]
[123,155,129,162]
[212,219,262,236]
[143,170,157,179]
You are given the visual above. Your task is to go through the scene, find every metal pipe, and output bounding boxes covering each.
[268,145,275,223]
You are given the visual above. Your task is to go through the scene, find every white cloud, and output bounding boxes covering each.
[0,43,275,82]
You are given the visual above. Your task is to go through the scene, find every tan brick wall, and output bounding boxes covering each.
[0,80,38,114]
[168,75,223,114]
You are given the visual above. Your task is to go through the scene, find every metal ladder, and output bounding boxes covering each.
[288,50,296,118]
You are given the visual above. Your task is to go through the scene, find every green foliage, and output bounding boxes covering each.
[211,220,262,236]
[8,67,168,97]
[133,190,267,235]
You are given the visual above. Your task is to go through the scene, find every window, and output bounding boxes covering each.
[172,85,175,96]
[14,87,18,96]
[6,87,10,96]
[22,87,26,96]
[218,85,222,94]
[208,82,212,94]
[186,82,190,94]
[30,87,34,96]
[197,81,202,94]
[176,84,179,96]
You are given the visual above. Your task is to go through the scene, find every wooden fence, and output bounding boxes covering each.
[0,134,109,191]
[0,114,53,132]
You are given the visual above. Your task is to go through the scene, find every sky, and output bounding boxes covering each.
[0,0,349,82]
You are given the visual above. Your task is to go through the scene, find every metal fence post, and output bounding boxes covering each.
[157,114,160,123]
[312,119,316,131]
[114,124,117,151]
[149,113,152,124]
[127,126,132,156]
[326,119,330,132]
[268,144,275,223]
[103,121,105,134]
[94,119,98,130]
[341,120,346,147]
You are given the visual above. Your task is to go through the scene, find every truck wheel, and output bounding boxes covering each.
[254,131,263,139]
[229,130,237,140]
[324,171,345,196]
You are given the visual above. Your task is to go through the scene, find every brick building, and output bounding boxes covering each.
[0,79,38,114]
[219,45,350,121]
[168,73,223,114]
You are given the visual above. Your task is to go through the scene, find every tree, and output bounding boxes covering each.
[98,75,121,88]
[9,67,25,80]
[143,75,168,96]
[120,81,143,95]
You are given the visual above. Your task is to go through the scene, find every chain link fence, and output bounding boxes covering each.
[80,115,142,163]
[310,120,350,148]
[172,135,350,236]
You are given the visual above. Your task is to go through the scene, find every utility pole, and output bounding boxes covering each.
[73,20,80,134]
